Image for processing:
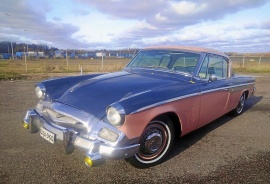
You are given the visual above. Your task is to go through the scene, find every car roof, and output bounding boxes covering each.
[143,46,229,59]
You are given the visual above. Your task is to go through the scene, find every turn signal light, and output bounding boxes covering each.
[23,121,29,129]
[84,156,93,167]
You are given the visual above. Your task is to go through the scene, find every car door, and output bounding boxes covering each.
[197,54,230,128]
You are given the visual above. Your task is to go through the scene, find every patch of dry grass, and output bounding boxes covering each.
[0,57,269,80]
[0,57,130,74]
[232,61,270,73]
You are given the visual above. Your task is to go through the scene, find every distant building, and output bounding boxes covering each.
[15,52,23,59]
[55,50,64,58]
[2,53,12,59]
[38,52,45,58]
[70,52,75,59]
[28,51,38,58]
[96,52,106,57]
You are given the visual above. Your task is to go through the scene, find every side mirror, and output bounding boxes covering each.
[208,74,217,82]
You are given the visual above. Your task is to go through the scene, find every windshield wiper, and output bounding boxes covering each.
[145,65,170,70]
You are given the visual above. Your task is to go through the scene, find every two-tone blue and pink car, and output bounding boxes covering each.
[23,46,255,168]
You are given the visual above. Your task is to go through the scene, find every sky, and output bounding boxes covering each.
[0,0,270,52]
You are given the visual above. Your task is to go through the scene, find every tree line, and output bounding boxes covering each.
[0,41,58,54]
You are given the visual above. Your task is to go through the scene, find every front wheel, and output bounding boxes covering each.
[126,118,174,168]
[231,92,246,116]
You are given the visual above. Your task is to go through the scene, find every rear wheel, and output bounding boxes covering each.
[231,92,246,116]
[127,118,174,168]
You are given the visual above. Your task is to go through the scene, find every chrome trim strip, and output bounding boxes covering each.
[130,92,201,114]
[201,82,255,94]
[130,82,255,114]
[120,90,152,101]
[99,143,140,159]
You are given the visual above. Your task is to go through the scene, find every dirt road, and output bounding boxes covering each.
[0,73,269,183]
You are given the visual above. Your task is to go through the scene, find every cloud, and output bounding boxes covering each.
[77,0,268,28]
[75,0,269,51]
[53,17,62,21]
[0,0,269,52]
[72,8,90,16]
[0,0,90,48]
[77,0,166,19]
[261,19,270,29]
[169,1,207,16]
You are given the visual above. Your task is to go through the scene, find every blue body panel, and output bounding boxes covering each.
[41,74,104,100]
[56,70,194,119]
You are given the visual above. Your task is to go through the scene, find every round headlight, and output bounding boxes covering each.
[35,84,46,99]
[35,86,43,99]
[107,107,122,126]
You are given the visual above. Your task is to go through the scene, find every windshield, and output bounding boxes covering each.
[127,50,201,75]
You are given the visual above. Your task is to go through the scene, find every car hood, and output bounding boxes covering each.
[56,70,189,119]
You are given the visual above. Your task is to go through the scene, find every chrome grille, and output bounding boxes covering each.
[44,108,88,134]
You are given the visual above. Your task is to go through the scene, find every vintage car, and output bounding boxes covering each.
[23,46,255,168]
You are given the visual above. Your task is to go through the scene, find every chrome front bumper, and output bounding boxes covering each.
[23,109,140,167]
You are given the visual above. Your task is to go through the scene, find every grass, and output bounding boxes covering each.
[0,57,130,80]
[232,62,270,73]
[0,57,270,80]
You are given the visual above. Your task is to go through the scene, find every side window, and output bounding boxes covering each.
[208,56,223,78]
[199,56,209,79]
[199,55,228,80]
[159,56,170,68]
[222,58,228,78]
[171,53,200,74]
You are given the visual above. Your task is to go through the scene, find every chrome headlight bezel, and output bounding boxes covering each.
[106,103,125,127]
[35,83,46,99]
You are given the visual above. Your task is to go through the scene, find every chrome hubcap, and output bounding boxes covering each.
[137,123,168,160]
[144,132,162,153]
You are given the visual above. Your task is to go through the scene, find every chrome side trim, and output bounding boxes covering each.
[130,82,255,114]
[201,82,255,94]
[130,92,201,114]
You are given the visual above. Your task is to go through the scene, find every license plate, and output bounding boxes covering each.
[40,127,55,144]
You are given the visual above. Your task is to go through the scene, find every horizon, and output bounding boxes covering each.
[1,41,270,55]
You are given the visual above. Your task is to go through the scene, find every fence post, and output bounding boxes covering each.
[24,46,27,73]
[101,51,104,71]
[242,56,245,68]
[259,56,262,66]
[66,49,68,70]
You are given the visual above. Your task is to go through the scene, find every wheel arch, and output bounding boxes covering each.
[151,112,182,140]
[243,90,249,100]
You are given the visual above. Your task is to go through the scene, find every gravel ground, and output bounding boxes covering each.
[0,73,269,183]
